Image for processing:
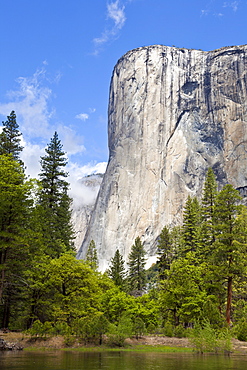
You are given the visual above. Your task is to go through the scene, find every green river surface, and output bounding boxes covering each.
[1,351,247,370]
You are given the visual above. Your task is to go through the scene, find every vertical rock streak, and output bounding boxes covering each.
[77,45,247,271]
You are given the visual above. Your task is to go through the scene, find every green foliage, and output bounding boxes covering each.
[181,196,202,255]
[127,294,160,329]
[27,320,53,338]
[133,317,146,339]
[173,324,186,338]
[73,312,109,344]
[157,226,173,280]
[212,184,244,325]
[128,237,147,295]
[146,322,156,334]
[63,335,76,347]
[53,321,71,336]
[146,263,158,290]
[201,168,218,248]
[101,287,133,323]
[0,155,35,328]
[189,321,232,353]
[0,111,23,161]
[107,314,133,347]
[107,249,126,289]
[2,137,247,343]
[163,321,174,337]
[38,132,74,257]
[86,240,98,270]
[159,252,208,325]
[234,320,247,341]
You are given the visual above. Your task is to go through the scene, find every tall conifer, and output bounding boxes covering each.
[181,196,201,256]
[201,168,218,248]
[39,132,74,257]
[0,111,23,161]
[86,240,98,270]
[127,237,147,295]
[108,249,126,289]
[212,184,242,325]
[157,226,172,280]
[0,155,33,327]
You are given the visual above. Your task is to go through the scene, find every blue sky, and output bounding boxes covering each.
[0,0,246,202]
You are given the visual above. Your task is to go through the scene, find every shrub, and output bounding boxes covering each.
[146,322,156,334]
[189,321,232,353]
[53,321,70,336]
[107,315,133,347]
[163,322,174,337]
[64,335,75,347]
[27,320,53,338]
[173,324,185,338]
[133,317,146,339]
[235,321,247,342]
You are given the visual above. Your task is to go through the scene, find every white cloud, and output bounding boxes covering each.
[201,1,239,17]
[223,1,239,11]
[58,124,85,155]
[75,113,89,121]
[107,0,126,28]
[0,66,106,208]
[0,68,53,138]
[20,140,45,179]
[201,9,209,16]
[68,161,107,207]
[93,1,126,53]
[68,161,107,179]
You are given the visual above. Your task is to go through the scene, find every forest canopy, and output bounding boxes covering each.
[1,111,247,346]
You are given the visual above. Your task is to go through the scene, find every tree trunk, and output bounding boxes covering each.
[226,276,232,325]
[0,249,7,301]
[1,295,10,329]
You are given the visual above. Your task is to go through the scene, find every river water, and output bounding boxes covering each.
[1,351,247,370]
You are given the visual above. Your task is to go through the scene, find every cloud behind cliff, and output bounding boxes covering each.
[0,65,107,208]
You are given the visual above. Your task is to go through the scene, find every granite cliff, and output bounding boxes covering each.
[77,44,247,271]
[71,174,103,251]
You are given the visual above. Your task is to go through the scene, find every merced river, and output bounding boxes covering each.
[1,351,247,370]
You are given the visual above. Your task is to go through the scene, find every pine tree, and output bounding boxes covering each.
[157,226,173,280]
[0,155,33,327]
[108,249,126,289]
[86,240,98,270]
[212,184,243,325]
[201,168,218,248]
[127,237,147,295]
[181,196,201,256]
[38,132,74,257]
[0,111,23,161]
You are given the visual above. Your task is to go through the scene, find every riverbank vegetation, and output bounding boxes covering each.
[1,112,247,353]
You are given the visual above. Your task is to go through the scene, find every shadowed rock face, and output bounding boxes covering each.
[77,44,247,271]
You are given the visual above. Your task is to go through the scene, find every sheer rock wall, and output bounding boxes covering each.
[77,44,247,271]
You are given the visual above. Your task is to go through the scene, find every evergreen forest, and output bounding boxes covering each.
[1,111,247,346]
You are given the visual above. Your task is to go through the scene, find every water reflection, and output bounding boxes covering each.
[1,350,247,370]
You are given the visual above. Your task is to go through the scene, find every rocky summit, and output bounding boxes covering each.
[77,44,247,271]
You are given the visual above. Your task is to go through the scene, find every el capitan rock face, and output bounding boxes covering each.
[77,44,247,270]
